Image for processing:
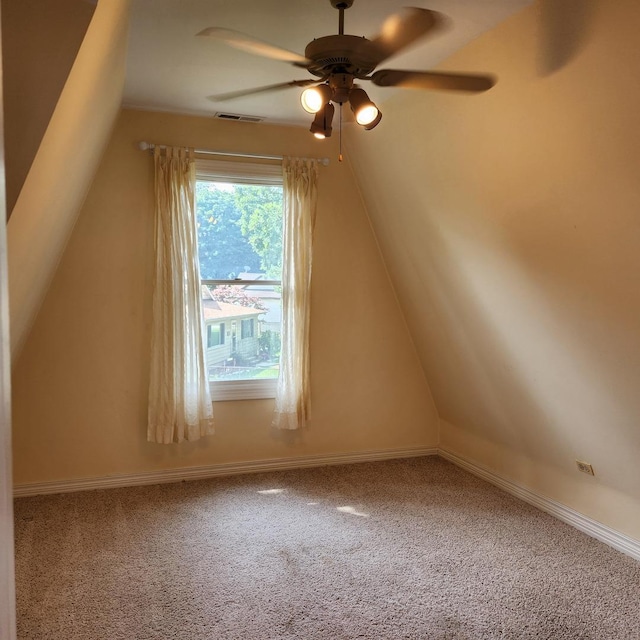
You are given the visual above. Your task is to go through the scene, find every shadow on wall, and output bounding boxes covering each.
[537,0,598,76]
[412,193,640,497]
[409,210,574,469]
[350,128,640,495]
[345,156,556,483]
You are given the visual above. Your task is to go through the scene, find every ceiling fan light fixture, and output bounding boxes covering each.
[300,84,332,114]
[309,102,335,138]
[363,109,382,130]
[348,87,379,126]
[356,104,379,126]
[200,4,493,150]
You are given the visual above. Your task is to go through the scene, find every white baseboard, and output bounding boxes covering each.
[13,446,438,498]
[439,447,640,562]
[15,445,639,562]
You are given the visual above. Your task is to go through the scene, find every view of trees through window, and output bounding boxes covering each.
[196,181,283,383]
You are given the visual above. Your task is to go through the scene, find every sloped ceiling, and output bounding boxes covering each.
[345,0,640,539]
[1,0,96,216]
[124,0,532,125]
[7,0,131,359]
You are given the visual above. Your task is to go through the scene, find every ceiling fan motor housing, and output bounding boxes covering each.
[328,73,354,103]
[305,35,380,77]
[330,0,354,8]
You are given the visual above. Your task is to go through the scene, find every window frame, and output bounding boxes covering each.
[206,322,225,348]
[240,318,254,339]
[195,158,283,402]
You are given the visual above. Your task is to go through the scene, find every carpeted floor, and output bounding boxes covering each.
[13,457,640,639]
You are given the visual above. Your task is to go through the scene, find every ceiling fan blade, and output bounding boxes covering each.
[208,79,317,102]
[197,28,310,66]
[370,69,496,93]
[368,8,443,66]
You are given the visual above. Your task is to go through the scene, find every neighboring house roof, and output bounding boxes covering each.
[236,272,281,301]
[202,299,263,321]
[244,287,280,299]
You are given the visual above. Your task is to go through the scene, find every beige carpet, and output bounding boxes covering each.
[14,457,640,639]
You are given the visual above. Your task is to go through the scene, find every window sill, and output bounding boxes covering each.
[210,378,277,402]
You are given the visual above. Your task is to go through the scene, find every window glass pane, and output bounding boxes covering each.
[201,284,281,381]
[196,181,283,280]
[241,318,254,339]
[207,323,224,348]
[196,179,283,384]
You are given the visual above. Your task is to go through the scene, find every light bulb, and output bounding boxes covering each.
[301,88,323,114]
[356,105,379,126]
[301,84,332,114]
[349,87,381,128]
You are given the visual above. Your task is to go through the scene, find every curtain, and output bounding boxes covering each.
[148,147,214,443]
[273,158,319,430]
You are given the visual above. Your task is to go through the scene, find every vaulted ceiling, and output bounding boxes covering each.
[124,0,532,125]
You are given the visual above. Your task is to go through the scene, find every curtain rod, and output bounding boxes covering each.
[137,141,330,166]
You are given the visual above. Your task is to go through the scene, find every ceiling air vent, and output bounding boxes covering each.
[214,112,264,123]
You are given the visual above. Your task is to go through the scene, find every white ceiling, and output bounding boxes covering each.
[124,0,532,127]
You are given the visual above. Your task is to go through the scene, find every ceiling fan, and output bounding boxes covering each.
[198,0,495,138]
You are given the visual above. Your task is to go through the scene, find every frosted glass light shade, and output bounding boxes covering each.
[356,104,379,125]
[349,87,380,127]
[301,84,332,114]
[309,102,335,138]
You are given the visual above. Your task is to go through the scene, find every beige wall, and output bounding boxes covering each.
[7,0,130,360]
[1,0,95,216]
[11,108,439,484]
[346,0,640,539]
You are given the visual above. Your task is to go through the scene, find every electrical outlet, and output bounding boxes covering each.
[576,460,595,475]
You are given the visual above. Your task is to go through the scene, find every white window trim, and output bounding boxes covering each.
[210,378,277,402]
[196,159,283,402]
[196,159,282,185]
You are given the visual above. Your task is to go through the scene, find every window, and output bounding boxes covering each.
[206,323,225,348]
[196,159,283,401]
[241,318,254,339]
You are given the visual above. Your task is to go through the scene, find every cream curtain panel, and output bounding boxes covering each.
[273,158,319,430]
[148,147,214,443]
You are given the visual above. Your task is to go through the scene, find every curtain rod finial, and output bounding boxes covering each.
[137,141,152,151]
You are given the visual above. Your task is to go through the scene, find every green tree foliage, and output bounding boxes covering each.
[259,329,281,358]
[195,183,261,279]
[196,181,283,280]
[235,185,283,279]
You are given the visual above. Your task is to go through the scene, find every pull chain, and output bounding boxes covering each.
[339,103,343,162]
